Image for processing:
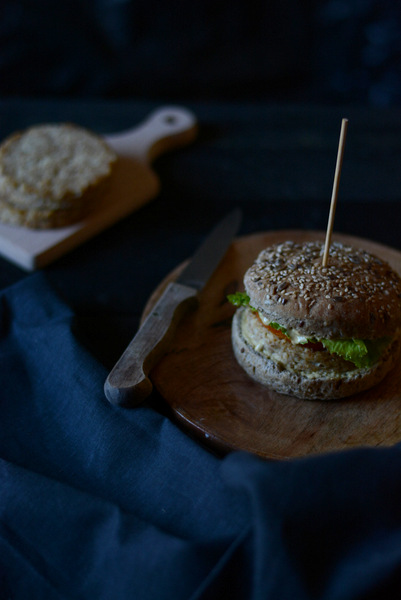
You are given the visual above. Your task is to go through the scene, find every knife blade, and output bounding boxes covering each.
[104,208,242,407]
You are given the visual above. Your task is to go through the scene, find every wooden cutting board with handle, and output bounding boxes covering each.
[142,230,401,460]
[0,106,197,270]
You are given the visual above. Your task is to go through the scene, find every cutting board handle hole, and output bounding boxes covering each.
[164,115,177,125]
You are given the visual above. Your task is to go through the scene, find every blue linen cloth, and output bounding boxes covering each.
[1,274,401,599]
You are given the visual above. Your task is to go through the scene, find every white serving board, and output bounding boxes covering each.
[0,106,198,270]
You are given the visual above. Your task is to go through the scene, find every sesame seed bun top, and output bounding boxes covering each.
[244,240,401,340]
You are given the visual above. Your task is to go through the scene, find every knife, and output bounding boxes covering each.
[104,209,242,407]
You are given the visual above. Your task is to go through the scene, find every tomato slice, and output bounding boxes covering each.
[256,313,325,351]
[265,323,289,341]
[256,314,289,340]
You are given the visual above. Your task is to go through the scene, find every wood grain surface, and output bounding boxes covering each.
[143,230,401,460]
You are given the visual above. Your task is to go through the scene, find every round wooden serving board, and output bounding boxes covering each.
[143,230,401,460]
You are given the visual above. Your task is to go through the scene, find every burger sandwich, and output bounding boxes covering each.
[229,240,401,400]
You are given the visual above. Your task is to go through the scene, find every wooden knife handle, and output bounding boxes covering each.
[104,281,198,407]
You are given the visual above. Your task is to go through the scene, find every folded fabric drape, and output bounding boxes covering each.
[1,275,401,599]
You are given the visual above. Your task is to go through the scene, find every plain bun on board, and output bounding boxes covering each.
[230,240,401,401]
[0,123,117,228]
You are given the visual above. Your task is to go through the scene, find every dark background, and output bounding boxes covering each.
[2,5,401,598]
[1,0,400,107]
[0,1,400,331]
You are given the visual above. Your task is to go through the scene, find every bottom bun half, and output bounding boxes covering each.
[231,307,401,400]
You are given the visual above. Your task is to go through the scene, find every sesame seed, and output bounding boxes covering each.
[244,240,401,327]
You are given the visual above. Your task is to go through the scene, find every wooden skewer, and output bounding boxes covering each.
[322,118,349,267]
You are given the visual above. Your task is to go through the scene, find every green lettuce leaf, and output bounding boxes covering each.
[321,337,391,368]
[227,292,256,310]
[269,321,289,336]
[269,324,390,368]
